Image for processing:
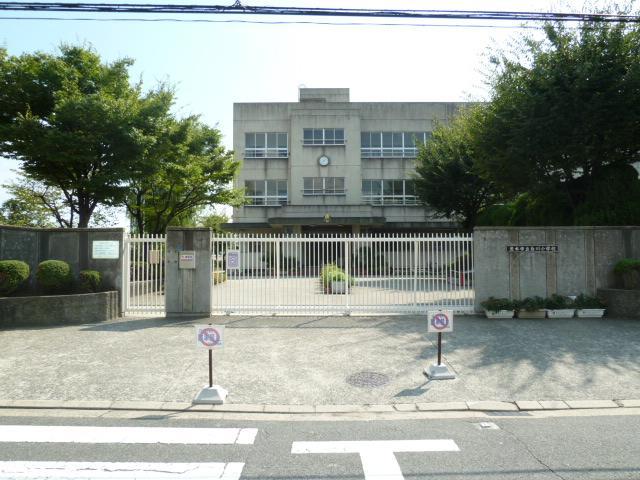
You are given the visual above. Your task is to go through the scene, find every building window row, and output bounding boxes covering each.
[361,131,430,158]
[303,128,345,146]
[245,132,288,158]
[244,178,419,205]
[245,180,288,205]
[362,179,418,205]
[303,177,346,195]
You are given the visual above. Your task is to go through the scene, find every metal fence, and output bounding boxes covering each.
[211,233,474,315]
[123,234,166,315]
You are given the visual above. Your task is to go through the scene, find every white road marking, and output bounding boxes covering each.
[0,462,245,479]
[0,426,258,445]
[292,439,460,480]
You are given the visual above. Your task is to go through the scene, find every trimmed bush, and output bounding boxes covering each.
[574,294,606,309]
[78,270,102,293]
[480,297,515,313]
[36,260,73,294]
[0,260,30,296]
[613,258,640,289]
[544,294,573,309]
[516,296,546,312]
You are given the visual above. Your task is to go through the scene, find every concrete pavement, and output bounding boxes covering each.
[0,315,639,407]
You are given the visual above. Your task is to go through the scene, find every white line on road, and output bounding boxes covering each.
[0,462,245,479]
[292,439,460,480]
[0,426,258,445]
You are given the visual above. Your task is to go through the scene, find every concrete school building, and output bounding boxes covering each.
[229,87,471,234]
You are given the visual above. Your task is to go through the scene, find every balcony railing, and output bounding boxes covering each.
[246,196,288,206]
[362,195,419,206]
[245,148,288,158]
[302,189,347,196]
[361,147,418,158]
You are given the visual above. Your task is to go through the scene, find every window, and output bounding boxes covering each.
[245,180,288,206]
[303,128,345,145]
[361,179,418,205]
[303,177,346,195]
[245,133,288,158]
[360,132,430,158]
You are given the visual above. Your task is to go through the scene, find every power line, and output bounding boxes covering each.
[0,2,638,23]
[0,15,548,29]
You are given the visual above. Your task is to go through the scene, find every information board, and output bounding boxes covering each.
[92,240,120,259]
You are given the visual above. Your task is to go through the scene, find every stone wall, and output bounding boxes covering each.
[0,225,126,292]
[474,226,640,311]
[0,291,119,328]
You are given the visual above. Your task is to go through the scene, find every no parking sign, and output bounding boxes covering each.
[427,310,453,333]
[195,325,225,349]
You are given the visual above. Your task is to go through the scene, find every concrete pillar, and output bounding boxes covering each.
[165,227,212,316]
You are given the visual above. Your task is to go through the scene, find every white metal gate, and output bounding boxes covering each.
[211,233,474,315]
[122,234,166,315]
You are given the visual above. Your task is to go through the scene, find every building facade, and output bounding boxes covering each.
[230,88,469,234]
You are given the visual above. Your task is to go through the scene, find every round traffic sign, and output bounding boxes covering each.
[431,312,450,331]
[198,327,221,347]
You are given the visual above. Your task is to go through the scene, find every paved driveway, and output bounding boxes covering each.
[1,315,639,405]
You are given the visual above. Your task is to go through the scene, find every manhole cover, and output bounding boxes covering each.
[346,371,390,388]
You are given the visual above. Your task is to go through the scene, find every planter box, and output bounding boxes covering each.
[0,291,120,328]
[484,309,514,319]
[546,309,575,319]
[576,308,606,318]
[330,280,346,294]
[517,309,546,319]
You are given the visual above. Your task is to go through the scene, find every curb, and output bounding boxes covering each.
[0,399,638,414]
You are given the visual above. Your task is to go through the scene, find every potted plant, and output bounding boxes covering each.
[516,296,546,319]
[613,259,640,290]
[544,294,575,319]
[330,271,347,294]
[480,297,515,319]
[574,294,606,318]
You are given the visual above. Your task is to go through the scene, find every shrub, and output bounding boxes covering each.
[516,296,545,312]
[613,258,640,289]
[480,297,515,313]
[574,294,606,309]
[544,294,573,310]
[78,270,102,293]
[36,260,73,294]
[613,259,640,275]
[320,263,355,289]
[0,260,30,296]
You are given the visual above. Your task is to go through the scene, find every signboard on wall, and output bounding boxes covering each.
[92,240,120,259]
[507,245,559,253]
[179,251,196,269]
[226,250,240,270]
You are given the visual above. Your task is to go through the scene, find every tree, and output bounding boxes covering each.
[1,177,70,228]
[125,115,241,234]
[0,45,155,227]
[414,108,495,230]
[475,17,640,224]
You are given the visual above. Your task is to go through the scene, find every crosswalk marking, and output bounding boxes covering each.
[292,439,460,480]
[0,461,245,479]
[0,426,258,445]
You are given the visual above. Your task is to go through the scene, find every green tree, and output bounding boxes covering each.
[0,45,155,227]
[1,177,69,228]
[125,116,241,234]
[475,17,640,224]
[414,108,495,230]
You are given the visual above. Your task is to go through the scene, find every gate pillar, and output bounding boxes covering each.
[165,227,212,316]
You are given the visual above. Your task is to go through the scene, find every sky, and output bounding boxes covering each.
[0,0,590,223]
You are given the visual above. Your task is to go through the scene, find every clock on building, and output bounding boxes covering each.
[318,155,330,166]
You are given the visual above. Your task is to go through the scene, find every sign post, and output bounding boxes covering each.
[193,324,227,404]
[424,310,456,380]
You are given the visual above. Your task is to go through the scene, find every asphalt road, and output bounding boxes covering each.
[1,411,639,479]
